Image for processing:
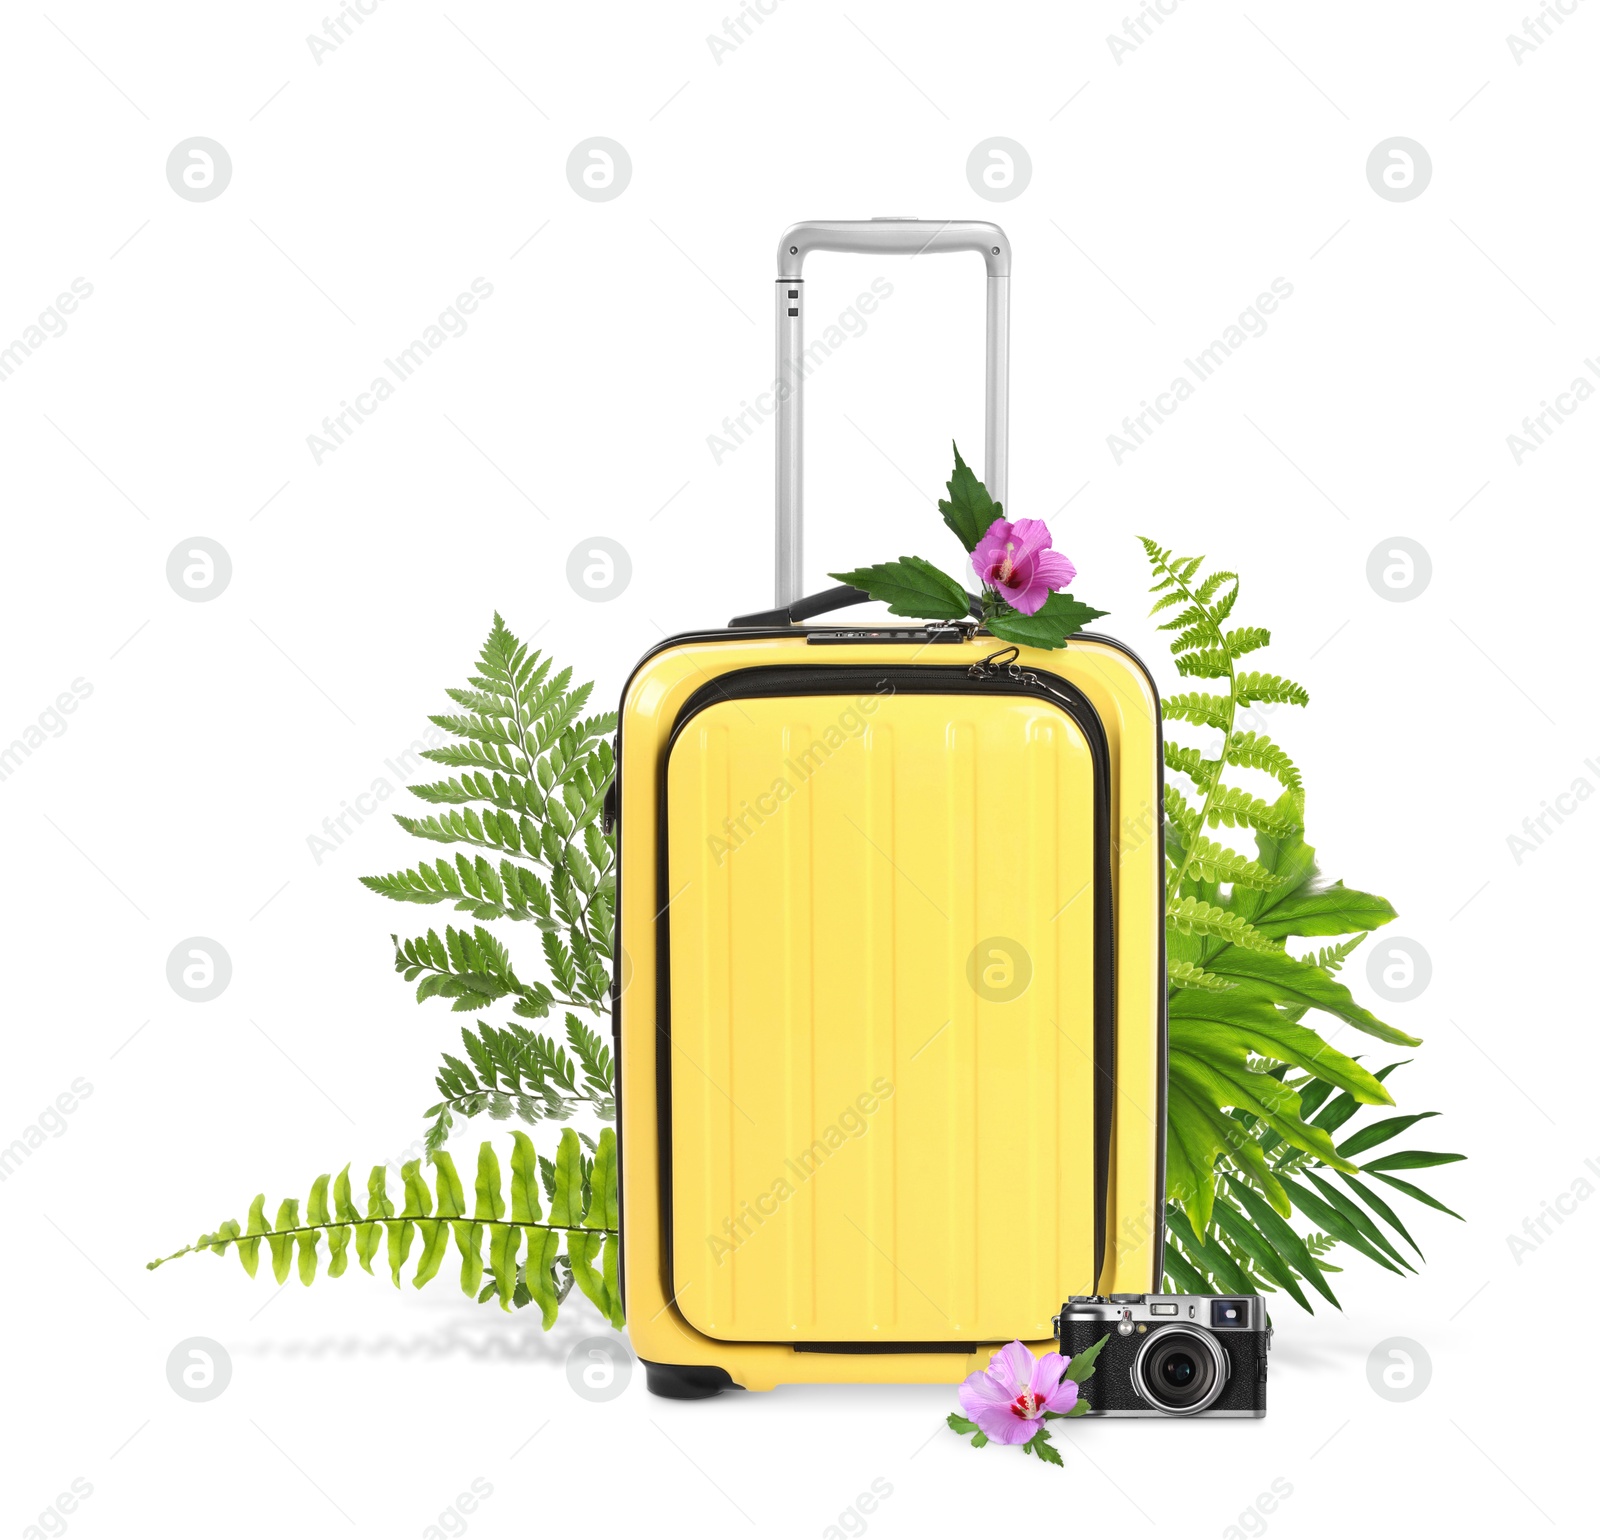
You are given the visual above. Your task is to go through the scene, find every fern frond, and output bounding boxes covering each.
[1163,691,1232,730]
[1195,570,1238,605]
[1223,627,1271,659]
[408,769,538,813]
[1164,744,1219,788]
[1169,959,1238,992]
[1174,648,1232,680]
[1168,896,1282,953]
[392,924,538,1013]
[1225,730,1302,789]
[147,1133,625,1329]
[1183,835,1285,890]
[361,856,549,921]
[1204,785,1303,838]
[1164,784,1200,836]
[1234,672,1309,708]
[1299,934,1366,975]
[422,1016,615,1147]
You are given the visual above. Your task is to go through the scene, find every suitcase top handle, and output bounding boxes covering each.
[773,218,1011,607]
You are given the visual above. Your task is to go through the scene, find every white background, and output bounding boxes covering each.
[2,2,1594,1535]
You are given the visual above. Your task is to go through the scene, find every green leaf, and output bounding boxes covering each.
[1360,1150,1467,1172]
[1248,881,1397,941]
[269,1199,298,1285]
[1363,1171,1465,1216]
[1061,1332,1111,1386]
[1165,1208,1255,1296]
[1169,991,1394,1106]
[1367,1171,1465,1221]
[1336,1112,1441,1159]
[1198,943,1419,1047]
[1233,671,1309,707]
[1225,730,1300,790]
[984,590,1108,650]
[401,1158,446,1287]
[566,1227,609,1321]
[1303,1172,1413,1271]
[828,556,971,620]
[600,1235,624,1329]
[387,1164,420,1287]
[1163,1245,1210,1294]
[1168,896,1280,954]
[549,1128,585,1228]
[1166,1083,1228,1230]
[299,1182,326,1286]
[1210,1199,1313,1313]
[239,1194,267,1279]
[523,1226,561,1328]
[1163,691,1232,730]
[947,1412,980,1435]
[1273,1172,1405,1275]
[1338,1170,1425,1258]
[582,1127,619,1230]
[1024,1429,1064,1467]
[508,1131,544,1224]
[1182,834,1284,890]
[938,442,996,552]
[1203,785,1304,839]
[1168,959,1236,992]
[1225,1177,1340,1309]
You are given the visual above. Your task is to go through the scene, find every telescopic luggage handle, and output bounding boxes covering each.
[773,218,1011,607]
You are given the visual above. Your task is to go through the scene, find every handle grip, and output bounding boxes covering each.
[729,583,984,630]
[778,220,1011,279]
[774,218,1011,607]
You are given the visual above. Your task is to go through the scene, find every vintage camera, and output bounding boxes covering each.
[1056,1294,1270,1417]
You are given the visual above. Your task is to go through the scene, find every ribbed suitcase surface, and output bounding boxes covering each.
[663,685,1107,1343]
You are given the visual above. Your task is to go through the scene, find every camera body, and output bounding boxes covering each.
[1057,1294,1270,1417]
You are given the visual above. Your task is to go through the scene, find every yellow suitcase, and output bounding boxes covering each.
[613,221,1165,1396]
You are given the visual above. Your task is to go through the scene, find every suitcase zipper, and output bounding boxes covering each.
[657,657,1118,1334]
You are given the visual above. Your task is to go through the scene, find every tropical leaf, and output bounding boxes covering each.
[1141,540,1460,1316]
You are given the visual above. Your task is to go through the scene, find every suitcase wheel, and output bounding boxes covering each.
[641,1359,736,1400]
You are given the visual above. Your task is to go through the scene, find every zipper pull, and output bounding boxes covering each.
[968,645,1019,678]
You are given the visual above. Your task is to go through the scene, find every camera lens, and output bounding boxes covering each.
[1132,1327,1228,1414]
[1160,1351,1197,1389]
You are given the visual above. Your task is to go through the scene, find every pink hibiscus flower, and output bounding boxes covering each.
[972,518,1077,616]
[957,1340,1079,1444]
